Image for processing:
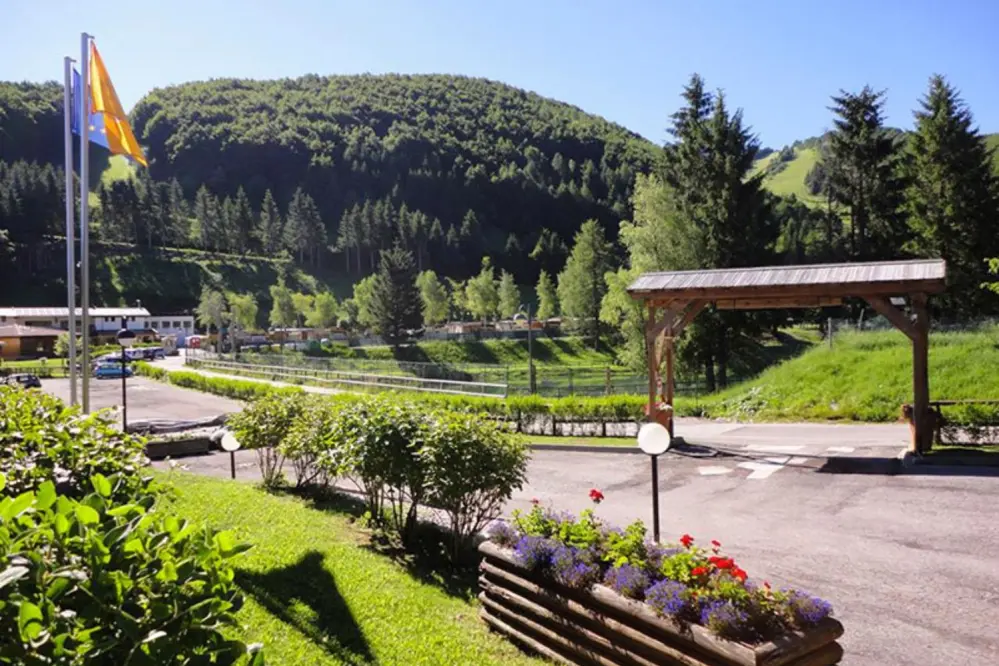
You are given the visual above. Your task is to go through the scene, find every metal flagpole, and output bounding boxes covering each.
[63,56,78,406]
[79,33,92,412]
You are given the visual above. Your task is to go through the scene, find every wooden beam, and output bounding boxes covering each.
[669,300,707,336]
[714,296,842,310]
[911,294,931,454]
[864,296,917,341]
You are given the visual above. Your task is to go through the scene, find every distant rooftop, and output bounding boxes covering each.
[0,307,151,318]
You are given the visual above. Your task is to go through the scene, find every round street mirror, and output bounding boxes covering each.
[221,432,241,452]
[637,422,672,456]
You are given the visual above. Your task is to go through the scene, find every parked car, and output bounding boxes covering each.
[94,363,134,379]
[2,373,42,389]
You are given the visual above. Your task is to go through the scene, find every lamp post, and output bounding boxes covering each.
[116,319,136,432]
[637,422,673,542]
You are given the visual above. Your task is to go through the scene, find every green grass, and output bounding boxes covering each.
[100,155,136,185]
[159,473,544,666]
[759,146,824,206]
[354,336,618,367]
[699,325,999,422]
[518,434,635,447]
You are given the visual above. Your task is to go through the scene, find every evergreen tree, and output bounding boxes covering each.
[465,257,500,322]
[284,187,325,265]
[336,203,361,273]
[228,186,254,254]
[257,189,284,255]
[820,86,908,259]
[535,270,558,320]
[192,186,221,250]
[369,245,421,347]
[557,219,610,348]
[416,270,450,325]
[166,178,190,246]
[906,75,999,314]
[498,270,521,318]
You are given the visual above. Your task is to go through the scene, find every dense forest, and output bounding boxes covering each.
[2,71,999,382]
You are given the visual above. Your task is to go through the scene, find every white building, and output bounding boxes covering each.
[0,307,194,338]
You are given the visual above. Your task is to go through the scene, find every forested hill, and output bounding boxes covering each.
[129,74,660,278]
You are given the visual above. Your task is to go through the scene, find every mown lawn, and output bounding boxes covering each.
[158,473,546,666]
[698,326,999,422]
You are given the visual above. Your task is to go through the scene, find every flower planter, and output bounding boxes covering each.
[479,541,843,666]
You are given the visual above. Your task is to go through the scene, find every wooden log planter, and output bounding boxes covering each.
[478,542,844,666]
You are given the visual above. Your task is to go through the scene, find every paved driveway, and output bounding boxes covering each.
[42,377,242,424]
[161,445,999,666]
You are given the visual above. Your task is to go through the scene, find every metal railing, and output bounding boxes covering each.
[187,357,509,397]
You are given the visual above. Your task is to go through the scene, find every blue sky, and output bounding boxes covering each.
[2,0,997,147]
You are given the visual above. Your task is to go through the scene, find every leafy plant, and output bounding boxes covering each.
[0,387,148,498]
[422,411,528,557]
[227,392,308,488]
[0,473,261,665]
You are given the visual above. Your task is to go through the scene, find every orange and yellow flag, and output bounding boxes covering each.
[88,42,147,167]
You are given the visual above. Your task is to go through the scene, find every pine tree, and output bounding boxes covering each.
[820,86,908,259]
[257,189,283,255]
[192,186,220,250]
[557,219,610,348]
[167,179,190,247]
[906,75,999,314]
[535,270,558,320]
[369,245,421,347]
[498,270,521,318]
[229,187,254,254]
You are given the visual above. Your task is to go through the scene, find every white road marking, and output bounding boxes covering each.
[698,466,733,476]
[826,446,855,454]
[737,461,785,480]
[788,457,809,466]
[745,444,805,453]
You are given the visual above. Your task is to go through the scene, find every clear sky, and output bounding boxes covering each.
[2,0,997,147]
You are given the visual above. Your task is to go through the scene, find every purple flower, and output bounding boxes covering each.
[645,580,689,617]
[489,520,518,547]
[604,564,651,600]
[646,542,682,572]
[550,544,600,589]
[784,590,833,627]
[700,600,750,639]
[513,536,557,571]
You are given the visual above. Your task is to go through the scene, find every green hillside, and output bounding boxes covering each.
[756,133,999,205]
[698,326,999,422]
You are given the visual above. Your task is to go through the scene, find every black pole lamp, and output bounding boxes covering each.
[116,320,136,432]
[637,422,673,542]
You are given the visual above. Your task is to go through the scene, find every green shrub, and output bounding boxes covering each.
[280,395,364,489]
[227,393,309,488]
[422,411,528,556]
[327,396,431,542]
[0,387,148,498]
[0,472,260,666]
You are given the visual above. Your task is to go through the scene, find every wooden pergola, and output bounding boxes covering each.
[627,259,947,453]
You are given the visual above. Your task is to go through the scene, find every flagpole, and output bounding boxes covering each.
[80,32,92,412]
[63,56,78,406]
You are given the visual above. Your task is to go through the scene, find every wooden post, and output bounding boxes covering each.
[646,304,657,424]
[911,294,931,454]
[664,331,675,438]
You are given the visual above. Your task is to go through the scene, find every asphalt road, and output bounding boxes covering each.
[41,376,242,424]
[158,445,999,666]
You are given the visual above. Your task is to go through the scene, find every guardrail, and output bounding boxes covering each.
[187,357,510,398]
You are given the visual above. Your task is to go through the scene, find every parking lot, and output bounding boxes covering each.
[42,376,242,425]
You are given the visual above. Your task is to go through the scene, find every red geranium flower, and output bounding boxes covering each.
[680,534,694,548]
[714,558,734,570]
[763,581,772,591]
[691,566,708,577]
[530,498,540,505]
[711,540,721,548]
[732,567,748,582]
[588,488,605,504]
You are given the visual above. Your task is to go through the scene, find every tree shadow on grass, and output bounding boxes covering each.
[236,550,375,666]
[295,486,481,602]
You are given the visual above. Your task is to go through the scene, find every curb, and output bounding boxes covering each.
[527,436,689,455]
